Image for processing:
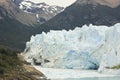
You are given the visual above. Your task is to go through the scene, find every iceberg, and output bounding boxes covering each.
[23,23,120,73]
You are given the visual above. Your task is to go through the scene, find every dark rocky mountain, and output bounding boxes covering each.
[35,0,120,33]
[75,0,120,8]
[13,0,64,24]
[0,0,37,50]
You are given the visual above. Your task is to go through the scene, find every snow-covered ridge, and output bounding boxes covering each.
[20,0,76,7]
[18,0,64,24]
[19,0,64,14]
[23,23,120,74]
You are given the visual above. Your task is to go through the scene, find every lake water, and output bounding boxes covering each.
[52,77,120,80]
[34,66,120,80]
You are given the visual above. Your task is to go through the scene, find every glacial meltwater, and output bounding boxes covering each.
[52,77,120,80]
[34,66,120,80]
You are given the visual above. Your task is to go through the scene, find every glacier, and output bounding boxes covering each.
[23,23,120,73]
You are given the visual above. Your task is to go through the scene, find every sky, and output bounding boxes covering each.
[29,0,77,7]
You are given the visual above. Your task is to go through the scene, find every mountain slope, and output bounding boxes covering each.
[0,0,37,26]
[0,13,32,50]
[35,0,120,33]
[75,0,120,8]
[0,0,37,50]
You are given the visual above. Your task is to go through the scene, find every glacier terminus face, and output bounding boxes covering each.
[23,23,120,73]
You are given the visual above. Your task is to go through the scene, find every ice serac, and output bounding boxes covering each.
[23,23,120,73]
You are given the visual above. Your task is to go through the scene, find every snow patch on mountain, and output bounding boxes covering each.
[20,0,76,7]
[19,1,63,14]
[23,23,120,73]
[18,0,64,23]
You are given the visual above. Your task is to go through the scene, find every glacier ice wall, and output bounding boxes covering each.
[23,23,120,71]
